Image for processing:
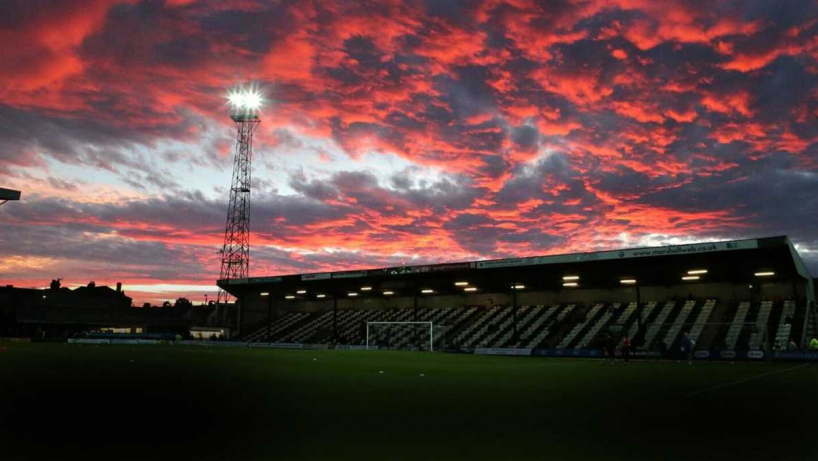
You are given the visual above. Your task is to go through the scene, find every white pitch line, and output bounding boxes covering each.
[687,363,809,398]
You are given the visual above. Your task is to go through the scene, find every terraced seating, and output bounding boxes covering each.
[614,302,637,326]
[688,299,716,344]
[725,302,751,350]
[773,300,796,350]
[511,305,559,348]
[643,301,675,349]
[472,308,515,347]
[627,302,656,340]
[279,311,334,343]
[575,303,618,348]
[662,300,696,349]
[748,300,773,350]
[558,303,603,348]
[242,311,311,342]
[457,306,504,347]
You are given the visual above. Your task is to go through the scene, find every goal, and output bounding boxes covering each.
[366,322,446,351]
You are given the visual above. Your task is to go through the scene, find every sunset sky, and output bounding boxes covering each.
[1,0,817,304]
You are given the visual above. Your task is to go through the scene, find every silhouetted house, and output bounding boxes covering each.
[0,280,132,337]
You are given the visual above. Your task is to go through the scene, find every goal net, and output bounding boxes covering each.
[366,322,448,351]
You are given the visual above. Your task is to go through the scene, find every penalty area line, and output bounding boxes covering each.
[687,362,809,398]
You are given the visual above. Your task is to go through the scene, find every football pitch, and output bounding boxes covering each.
[0,343,816,460]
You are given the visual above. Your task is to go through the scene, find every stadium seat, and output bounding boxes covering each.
[725,302,751,350]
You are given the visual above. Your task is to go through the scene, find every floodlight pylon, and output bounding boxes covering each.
[216,98,260,304]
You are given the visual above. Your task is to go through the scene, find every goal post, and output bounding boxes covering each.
[366,321,441,351]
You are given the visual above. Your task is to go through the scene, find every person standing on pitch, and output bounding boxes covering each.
[606,333,617,364]
[680,332,693,364]
[622,334,631,364]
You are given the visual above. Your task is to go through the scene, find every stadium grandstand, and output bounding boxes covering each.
[221,236,817,360]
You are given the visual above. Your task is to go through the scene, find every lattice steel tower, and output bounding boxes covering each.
[217,89,261,304]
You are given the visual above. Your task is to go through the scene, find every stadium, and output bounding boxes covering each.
[3,2,818,460]
[225,235,817,360]
[3,236,817,460]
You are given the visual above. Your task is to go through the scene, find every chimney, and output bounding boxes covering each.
[116,282,122,293]
[88,281,96,288]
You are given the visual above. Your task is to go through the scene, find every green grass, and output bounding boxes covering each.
[0,343,816,460]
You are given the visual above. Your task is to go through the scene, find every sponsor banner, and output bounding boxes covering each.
[109,339,139,345]
[476,257,542,270]
[249,276,282,283]
[69,339,110,345]
[531,348,602,358]
[332,271,367,279]
[694,350,711,359]
[747,351,764,359]
[429,262,473,272]
[772,351,818,361]
[306,344,329,350]
[631,351,663,358]
[302,273,332,281]
[5,338,32,343]
[348,345,369,350]
[474,348,532,356]
[719,351,737,359]
[178,340,244,347]
[476,240,758,270]
[136,339,159,345]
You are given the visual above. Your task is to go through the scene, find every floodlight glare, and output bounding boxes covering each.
[563,282,578,287]
[260,292,270,296]
[348,292,358,297]
[296,290,306,294]
[383,291,394,296]
[316,294,326,299]
[682,275,699,281]
[421,289,434,294]
[454,281,469,286]
[228,88,263,111]
[620,279,637,284]
[512,284,525,290]
[285,295,295,299]
[563,275,580,281]
[754,271,775,277]
[464,287,478,292]
[361,286,372,291]
[687,269,708,275]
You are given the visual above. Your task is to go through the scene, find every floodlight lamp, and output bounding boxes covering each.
[464,287,478,292]
[681,276,699,281]
[754,271,774,277]
[563,282,578,287]
[285,295,295,299]
[316,294,326,299]
[454,281,469,286]
[421,289,434,294]
[687,269,708,275]
[383,291,394,296]
[348,292,358,297]
[227,87,264,113]
[296,290,306,294]
[260,292,270,297]
[620,279,637,284]
[361,286,372,291]
[512,284,525,290]
[563,275,579,281]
